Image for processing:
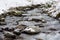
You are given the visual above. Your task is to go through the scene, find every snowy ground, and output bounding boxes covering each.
[0,0,58,14]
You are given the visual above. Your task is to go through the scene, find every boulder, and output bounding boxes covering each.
[4,31,16,39]
[13,29,21,36]
[23,26,40,35]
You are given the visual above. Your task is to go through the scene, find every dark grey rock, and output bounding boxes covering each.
[0,36,3,40]
[4,32,16,39]
[35,24,44,28]
[49,28,57,31]
[16,24,27,30]
[29,18,42,22]
[4,38,14,40]
[1,27,14,32]
[0,29,3,32]
[13,29,21,36]
[0,22,6,25]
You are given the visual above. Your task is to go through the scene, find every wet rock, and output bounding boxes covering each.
[55,13,60,19]
[4,32,16,39]
[6,11,25,17]
[41,19,46,23]
[35,24,44,28]
[1,27,14,32]
[4,38,14,40]
[23,26,40,34]
[0,22,6,25]
[0,17,6,25]
[0,17,5,22]
[6,11,15,16]
[13,11,25,17]
[29,18,46,23]
[0,29,3,32]
[49,28,57,31]
[14,37,24,40]
[13,25,27,35]
[16,24,27,30]
[1,27,8,31]
[13,29,21,36]
[8,27,15,32]
[36,38,43,40]
[1,13,7,17]
[29,18,42,22]
[42,31,51,34]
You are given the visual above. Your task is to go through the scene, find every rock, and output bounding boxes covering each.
[49,28,57,31]
[0,29,3,32]
[1,27,14,32]
[1,13,7,17]
[14,37,24,40]
[13,24,27,35]
[41,19,46,23]
[4,31,16,39]
[29,18,46,23]
[4,38,14,40]
[0,17,5,22]
[36,38,43,40]
[8,27,14,32]
[13,29,21,36]
[0,17,6,25]
[13,11,25,17]
[6,11,25,17]
[29,18,42,22]
[1,27,8,30]
[0,22,6,25]
[42,31,51,34]
[23,26,40,34]
[16,24,27,30]
[6,11,15,16]
[55,13,60,19]
[35,24,44,28]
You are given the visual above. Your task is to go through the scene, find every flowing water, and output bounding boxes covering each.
[0,0,60,40]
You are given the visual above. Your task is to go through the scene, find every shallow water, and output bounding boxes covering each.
[0,8,60,40]
[0,0,60,40]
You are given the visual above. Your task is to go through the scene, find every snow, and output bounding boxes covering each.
[0,0,53,14]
